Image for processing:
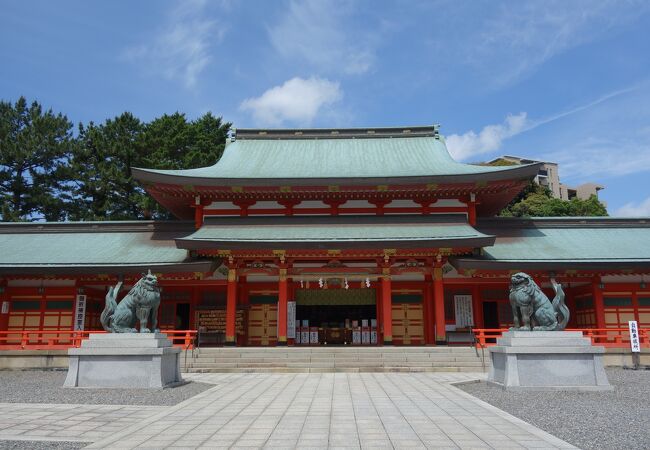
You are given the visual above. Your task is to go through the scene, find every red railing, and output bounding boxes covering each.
[0,330,197,350]
[473,327,650,349]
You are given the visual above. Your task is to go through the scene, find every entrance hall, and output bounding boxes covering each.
[295,288,377,345]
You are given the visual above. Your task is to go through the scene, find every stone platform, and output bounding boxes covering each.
[64,333,182,389]
[488,331,612,391]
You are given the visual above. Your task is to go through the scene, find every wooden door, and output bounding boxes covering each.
[248,304,278,346]
[391,303,424,345]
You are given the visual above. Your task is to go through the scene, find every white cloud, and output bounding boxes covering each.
[239,77,343,127]
[446,113,528,160]
[463,1,649,87]
[445,83,646,162]
[268,0,376,75]
[615,197,650,217]
[545,137,650,180]
[123,0,225,89]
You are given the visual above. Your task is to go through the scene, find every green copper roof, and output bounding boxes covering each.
[132,126,540,186]
[451,217,650,270]
[176,215,495,250]
[0,221,211,274]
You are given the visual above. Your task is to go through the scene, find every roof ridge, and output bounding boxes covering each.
[233,125,440,140]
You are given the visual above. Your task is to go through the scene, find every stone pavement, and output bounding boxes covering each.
[0,403,162,443]
[1,373,576,449]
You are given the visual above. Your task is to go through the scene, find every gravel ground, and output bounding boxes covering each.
[0,370,212,406]
[0,441,89,450]
[459,368,650,450]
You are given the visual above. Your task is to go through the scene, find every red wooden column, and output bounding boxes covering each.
[466,193,477,226]
[381,267,393,345]
[0,282,8,331]
[592,276,606,329]
[375,285,383,343]
[424,275,434,344]
[277,267,288,346]
[433,265,446,344]
[225,266,238,346]
[471,284,482,328]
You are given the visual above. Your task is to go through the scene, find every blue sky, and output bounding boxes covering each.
[2,0,650,215]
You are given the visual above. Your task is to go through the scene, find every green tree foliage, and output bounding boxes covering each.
[70,112,230,220]
[1,97,230,221]
[0,97,74,221]
[500,182,608,217]
[67,113,146,220]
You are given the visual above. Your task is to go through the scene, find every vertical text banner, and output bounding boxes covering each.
[287,301,296,339]
[454,295,474,328]
[628,320,641,352]
[74,295,87,331]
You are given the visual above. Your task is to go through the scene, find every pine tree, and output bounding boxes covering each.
[0,97,74,221]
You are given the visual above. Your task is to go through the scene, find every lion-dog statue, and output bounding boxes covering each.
[509,272,569,331]
[100,270,161,333]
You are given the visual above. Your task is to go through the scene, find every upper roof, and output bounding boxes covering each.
[175,214,495,250]
[451,217,650,271]
[0,221,212,275]
[132,126,540,187]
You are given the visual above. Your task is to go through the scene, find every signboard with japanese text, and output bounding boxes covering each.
[454,295,474,328]
[74,295,87,331]
[287,301,296,338]
[629,320,641,352]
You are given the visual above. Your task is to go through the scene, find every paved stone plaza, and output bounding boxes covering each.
[0,372,576,449]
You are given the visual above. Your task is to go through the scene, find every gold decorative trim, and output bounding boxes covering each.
[280,186,292,193]
[426,183,438,191]
[227,268,237,282]
[328,185,340,192]
[231,186,243,193]
[376,185,388,191]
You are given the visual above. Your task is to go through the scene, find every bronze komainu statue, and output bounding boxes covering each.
[509,272,570,331]
[100,270,161,333]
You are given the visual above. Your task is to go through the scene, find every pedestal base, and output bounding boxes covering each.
[488,331,612,391]
[64,333,183,389]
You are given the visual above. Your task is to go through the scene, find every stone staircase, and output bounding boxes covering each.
[184,346,487,373]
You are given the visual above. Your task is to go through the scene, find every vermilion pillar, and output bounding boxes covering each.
[467,198,477,226]
[0,283,8,331]
[277,267,288,346]
[592,276,606,329]
[381,267,393,345]
[375,286,383,343]
[433,266,446,344]
[193,204,204,229]
[225,267,237,346]
[471,284,482,328]
[424,275,435,344]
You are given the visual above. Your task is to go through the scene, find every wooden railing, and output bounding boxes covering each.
[472,327,650,349]
[0,330,197,350]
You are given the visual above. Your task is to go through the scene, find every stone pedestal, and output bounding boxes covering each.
[64,333,183,389]
[488,331,612,391]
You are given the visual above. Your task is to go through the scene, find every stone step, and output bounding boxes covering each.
[187,360,484,368]
[190,356,483,364]
[183,366,482,373]
[195,346,476,352]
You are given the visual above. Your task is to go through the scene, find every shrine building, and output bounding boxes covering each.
[1,125,649,346]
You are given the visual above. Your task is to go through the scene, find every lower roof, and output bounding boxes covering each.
[175,215,495,250]
[451,217,650,271]
[0,221,212,275]
[1,217,649,275]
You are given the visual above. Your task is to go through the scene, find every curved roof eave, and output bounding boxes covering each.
[132,163,541,187]
[0,260,215,275]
